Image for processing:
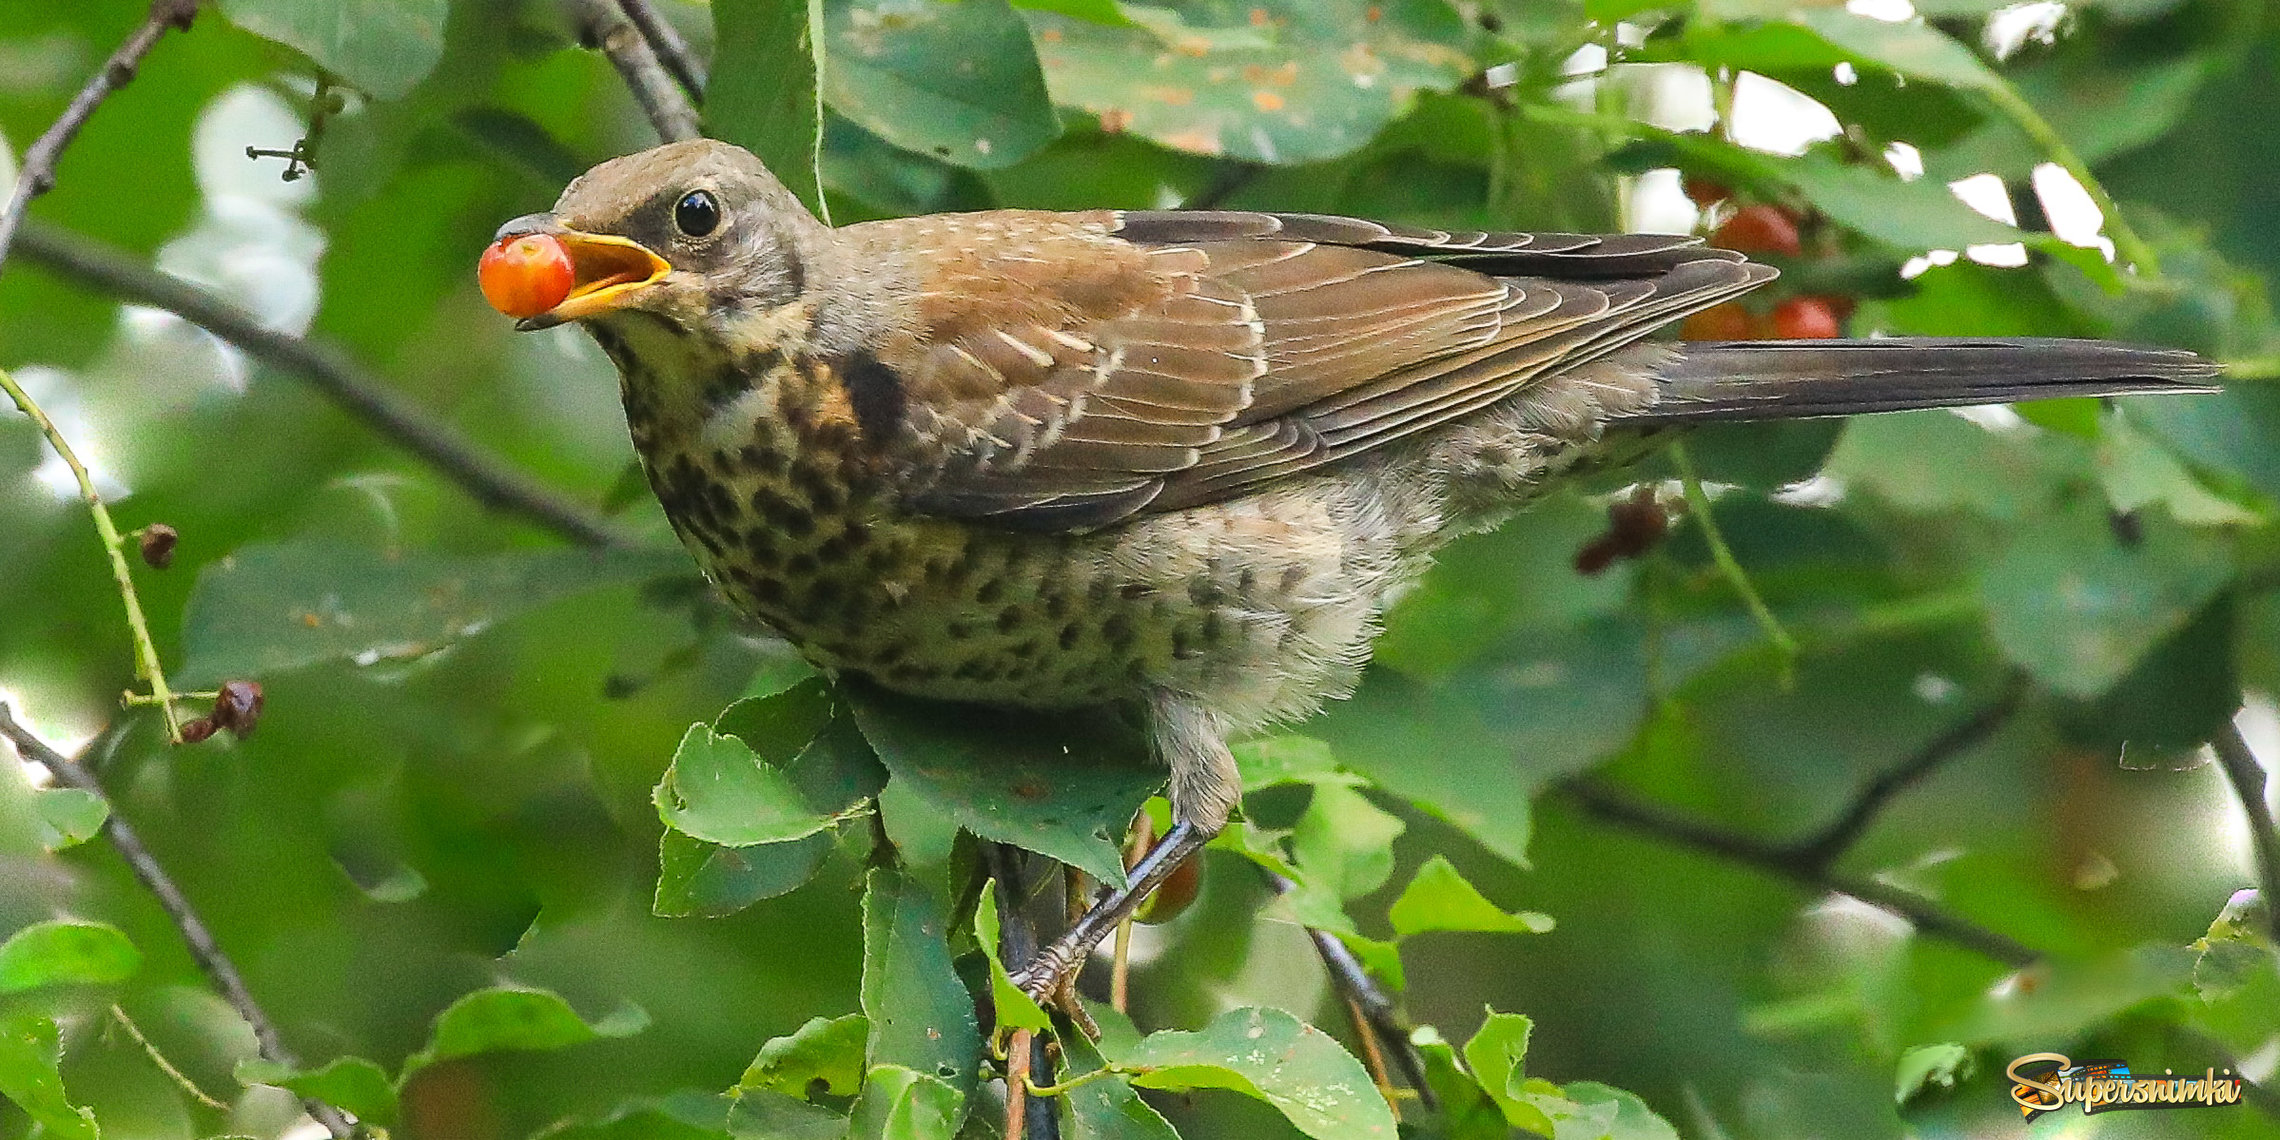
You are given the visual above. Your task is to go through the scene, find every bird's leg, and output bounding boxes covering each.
[1009,820,1214,1001]
[1010,691,1235,1003]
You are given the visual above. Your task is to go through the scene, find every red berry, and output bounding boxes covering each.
[1712,204,1803,257]
[1683,177,1730,207]
[178,718,217,744]
[1681,302,1758,341]
[478,234,576,318]
[1134,854,1202,924]
[1770,296,1843,339]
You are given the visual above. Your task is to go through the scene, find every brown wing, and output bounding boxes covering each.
[846,208,1770,531]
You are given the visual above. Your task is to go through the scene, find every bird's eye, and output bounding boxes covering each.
[674,190,720,237]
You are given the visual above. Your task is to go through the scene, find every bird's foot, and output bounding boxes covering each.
[1008,820,1211,1005]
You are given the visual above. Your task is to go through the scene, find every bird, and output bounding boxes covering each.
[485,138,2216,1000]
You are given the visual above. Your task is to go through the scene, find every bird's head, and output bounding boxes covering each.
[484,139,825,335]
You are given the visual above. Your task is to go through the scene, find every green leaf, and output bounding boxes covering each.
[32,788,106,852]
[843,679,1161,885]
[1791,11,2000,92]
[1057,1030,1180,1140]
[860,868,981,1106]
[655,830,834,918]
[824,0,1060,170]
[1893,1043,1974,1106]
[1011,0,1135,25]
[737,1013,870,1100]
[2097,414,2263,526]
[0,1015,96,1140]
[846,1063,962,1140]
[1027,0,1473,164]
[540,1091,751,1140]
[1560,1082,1683,1140]
[656,679,885,849]
[1408,1027,1506,1140]
[0,920,140,993]
[1119,1006,1394,1140]
[711,0,830,216]
[1289,781,1404,901]
[238,1055,401,1126]
[1232,735,1347,792]
[181,541,686,685]
[656,723,837,846]
[727,1090,849,1140]
[972,886,1050,1032]
[1387,856,1554,937]
[213,0,447,100]
[1463,1011,1552,1133]
[1315,617,1651,868]
[405,987,649,1079]
[1979,502,2233,697]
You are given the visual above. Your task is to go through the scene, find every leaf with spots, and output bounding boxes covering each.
[1025,0,1473,164]
[1112,1006,1395,1140]
[859,868,981,1118]
[824,0,1061,170]
[843,677,1162,885]
[180,541,687,686]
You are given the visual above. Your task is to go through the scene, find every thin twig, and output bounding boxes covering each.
[988,846,1060,1140]
[16,221,628,549]
[109,1005,228,1111]
[616,0,706,99]
[0,706,359,1139]
[1342,994,1401,1118]
[1263,872,1437,1110]
[1783,674,2027,873]
[1976,83,2160,278]
[2211,721,2280,944]
[1562,776,2039,966]
[1005,1027,1033,1140]
[1110,813,1150,1014]
[0,0,197,270]
[0,368,184,740]
[1670,442,1797,680]
[566,0,702,143]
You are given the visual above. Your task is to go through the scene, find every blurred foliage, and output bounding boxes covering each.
[4,0,2280,1137]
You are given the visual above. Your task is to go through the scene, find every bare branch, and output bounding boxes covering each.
[987,846,1061,1140]
[1783,673,2027,873]
[2211,721,2280,944]
[617,0,707,100]
[1263,871,1437,1111]
[566,0,703,143]
[0,705,360,1139]
[1562,776,2040,967]
[0,0,197,270]
[16,220,630,549]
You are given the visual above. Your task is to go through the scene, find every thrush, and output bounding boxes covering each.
[487,139,2215,999]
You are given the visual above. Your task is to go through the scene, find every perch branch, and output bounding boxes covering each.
[0,706,358,1139]
[617,0,707,99]
[988,846,1061,1140]
[2211,721,2280,944]
[566,0,702,143]
[16,221,628,549]
[0,0,197,271]
[1264,871,1436,1112]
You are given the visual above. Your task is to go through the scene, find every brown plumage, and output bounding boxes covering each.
[495,139,2215,998]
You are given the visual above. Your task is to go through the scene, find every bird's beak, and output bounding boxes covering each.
[494,214,672,331]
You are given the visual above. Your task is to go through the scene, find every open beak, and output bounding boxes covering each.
[495,214,672,331]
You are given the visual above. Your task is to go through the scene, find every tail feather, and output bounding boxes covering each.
[1621,337,2220,425]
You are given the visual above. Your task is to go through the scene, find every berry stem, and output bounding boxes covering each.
[1670,441,1798,684]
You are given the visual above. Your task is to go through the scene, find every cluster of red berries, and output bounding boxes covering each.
[1677,181,1851,341]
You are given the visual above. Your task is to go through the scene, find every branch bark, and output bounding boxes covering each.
[0,0,197,270]
[16,221,630,549]
[0,705,360,1139]
[616,0,707,100]
[567,0,703,143]
[2211,720,2280,944]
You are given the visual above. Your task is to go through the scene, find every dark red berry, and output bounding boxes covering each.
[1712,204,1803,257]
[210,681,264,739]
[178,718,218,744]
[1770,296,1843,339]
[1683,177,1730,207]
[138,524,179,570]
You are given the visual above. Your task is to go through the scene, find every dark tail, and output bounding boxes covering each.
[1621,337,2220,425]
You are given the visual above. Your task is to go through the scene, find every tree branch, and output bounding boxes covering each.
[988,845,1062,1140]
[566,0,702,143]
[1783,673,2027,873]
[616,0,707,100]
[1561,776,2039,967]
[2210,720,2280,944]
[16,220,630,549]
[1261,871,1435,1112]
[0,0,197,270]
[0,705,359,1139]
